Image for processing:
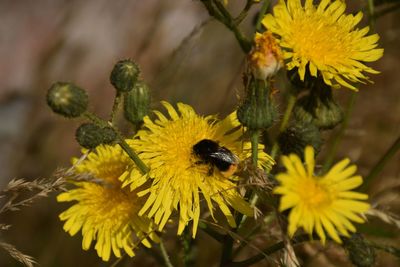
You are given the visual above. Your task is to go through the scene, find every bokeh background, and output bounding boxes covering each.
[0,0,399,266]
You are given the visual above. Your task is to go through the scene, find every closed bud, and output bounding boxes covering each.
[343,234,376,267]
[101,127,117,145]
[293,84,343,130]
[76,123,117,149]
[110,59,140,92]
[47,82,88,118]
[123,80,150,125]
[278,123,322,158]
[237,79,276,130]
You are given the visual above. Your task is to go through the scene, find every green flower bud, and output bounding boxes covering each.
[110,59,140,92]
[237,79,276,130]
[100,127,117,145]
[343,234,376,267]
[293,84,343,130]
[278,123,322,158]
[75,123,117,149]
[46,82,88,118]
[76,123,103,149]
[123,80,150,125]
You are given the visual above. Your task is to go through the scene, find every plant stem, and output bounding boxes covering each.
[200,0,252,52]
[279,94,296,132]
[230,234,311,267]
[361,135,400,192]
[235,0,254,24]
[118,139,149,175]
[160,239,174,267]
[270,93,296,160]
[182,228,193,267]
[255,0,270,31]
[322,92,357,173]
[110,91,122,125]
[367,0,375,29]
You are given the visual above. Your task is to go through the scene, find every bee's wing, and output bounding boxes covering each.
[209,147,239,164]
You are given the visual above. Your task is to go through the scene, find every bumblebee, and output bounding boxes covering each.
[192,139,239,177]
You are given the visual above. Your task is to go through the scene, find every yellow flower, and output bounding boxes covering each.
[274,146,370,244]
[248,31,283,80]
[122,101,274,237]
[262,0,383,90]
[57,145,159,261]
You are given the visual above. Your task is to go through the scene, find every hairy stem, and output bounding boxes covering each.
[110,91,122,125]
[230,234,311,267]
[255,0,270,31]
[322,92,357,173]
[160,239,174,267]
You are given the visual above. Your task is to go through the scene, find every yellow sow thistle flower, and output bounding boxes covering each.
[248,31,283,80]
[57,145,159,261]
[274,146,370,244]
[121,101,274,237]
[263,0,383,90]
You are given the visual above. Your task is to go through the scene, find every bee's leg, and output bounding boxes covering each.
[194,160,206,165]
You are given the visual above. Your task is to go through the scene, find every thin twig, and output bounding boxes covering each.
[160,239,174,267]
[361,135,400,191]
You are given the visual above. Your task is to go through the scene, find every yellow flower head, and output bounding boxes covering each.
[248,31,283,80]
[122,101,274,237]
[263,0,383,90]
[274,146,370,244]
[57,145,159,261]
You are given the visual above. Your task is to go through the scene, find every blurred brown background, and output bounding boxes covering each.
[0,0,399,266]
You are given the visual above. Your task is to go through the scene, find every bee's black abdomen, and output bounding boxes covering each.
[193,139,239,174]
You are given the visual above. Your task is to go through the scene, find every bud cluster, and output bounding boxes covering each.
[46,59,150,149]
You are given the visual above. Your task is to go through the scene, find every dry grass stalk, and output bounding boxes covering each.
[366,208,400,229]
[0,242,37,267]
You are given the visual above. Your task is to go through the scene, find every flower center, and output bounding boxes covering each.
[298,177,333,208]
[289,14,351,66]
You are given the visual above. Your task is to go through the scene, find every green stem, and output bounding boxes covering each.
[220,236,234,266]
[235,0,254,24]
[182,228,193,267]
[367,0,375,29]
[160,239,174,267]
[110,91,122,125]
[255,0,270,31]
[118,139,149,175]
[230,234,311,267]
[270,93,297,160]
[361,135,400,192]
[200,0,252,52]
[199,222,225,243]
[279,94,296,132]
[109,255,124,267]
[322,92,357,173]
